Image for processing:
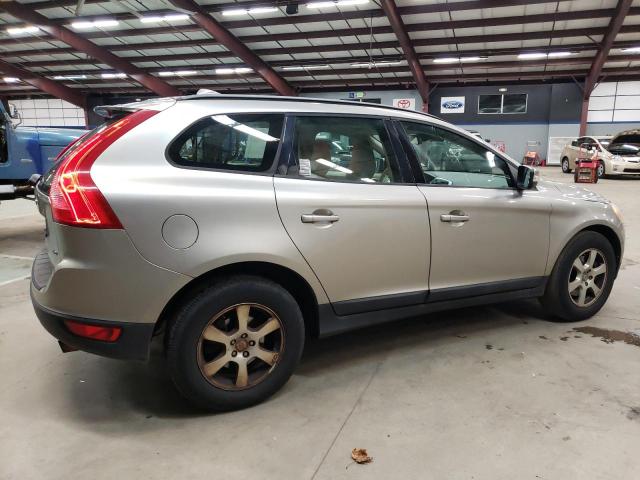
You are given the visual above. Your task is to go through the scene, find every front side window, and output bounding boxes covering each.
[168,114,283,171]
[291,116,400,183]
[401,121,514,189]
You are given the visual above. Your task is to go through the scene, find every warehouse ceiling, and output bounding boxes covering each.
[0,0,639,98]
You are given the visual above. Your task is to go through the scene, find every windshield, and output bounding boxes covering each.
[608,134,640,156]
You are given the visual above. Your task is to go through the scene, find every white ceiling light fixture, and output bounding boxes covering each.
[3,77,20,83]
[518,51,572,60]
[351,60,401,67]
[433,56,483,64]
[101,73,127,79]
[215,67,253,74]
[622,46,640,53]
[222,7,279,16]
[6,26,41,35]
[158,70,198,77]
[140,14,190,23]
[71,19,119,29]
[307,0,369,9]
[498,87,508,92]
[282,65,330,71]
[53,74,87,80]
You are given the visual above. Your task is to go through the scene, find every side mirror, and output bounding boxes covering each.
[517,164,536,190]
[8,103,19,119]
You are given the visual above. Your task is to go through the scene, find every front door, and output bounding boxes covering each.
[398,120,551,294]
[274,115,430,314]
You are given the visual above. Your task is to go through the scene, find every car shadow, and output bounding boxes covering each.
[58,298,551,425]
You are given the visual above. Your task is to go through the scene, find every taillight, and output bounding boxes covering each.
[64,320,122,342]
[50,109,158,229]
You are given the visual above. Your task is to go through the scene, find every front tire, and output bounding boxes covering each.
[561,157,571,173]
[540,231,616,322]
[167,276,305,411]
[597,160,605,179]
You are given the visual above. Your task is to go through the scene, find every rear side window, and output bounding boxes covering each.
[168,114,284,172]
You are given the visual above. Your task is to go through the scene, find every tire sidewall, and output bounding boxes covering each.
[168,277,305,410]
[547,231,616,321]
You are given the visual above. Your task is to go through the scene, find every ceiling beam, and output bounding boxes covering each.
[1,1,181,97]
[167,0,295,96]
[580,0,634,135]
[0,58,85,107]
[380,0,430,111]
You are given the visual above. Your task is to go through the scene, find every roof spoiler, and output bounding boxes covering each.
[93,97,177,119]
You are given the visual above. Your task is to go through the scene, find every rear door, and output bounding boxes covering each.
[397,120,551,295]
[274,114,430,314]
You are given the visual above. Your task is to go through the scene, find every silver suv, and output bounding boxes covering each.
[31,95,624,410]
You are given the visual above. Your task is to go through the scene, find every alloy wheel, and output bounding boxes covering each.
[562,159,569,172]
[568,248,608,307]
[197,303,284,390]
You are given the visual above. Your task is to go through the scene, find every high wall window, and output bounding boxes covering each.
[478,94,527,114]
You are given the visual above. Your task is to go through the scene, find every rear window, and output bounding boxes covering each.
[168,114,284,172]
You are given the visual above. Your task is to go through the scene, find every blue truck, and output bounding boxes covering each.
[0,101,86,201]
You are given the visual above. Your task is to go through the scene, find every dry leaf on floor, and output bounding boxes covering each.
[351,448,373,464]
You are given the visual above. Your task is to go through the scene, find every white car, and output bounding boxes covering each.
[606,130,640,176]
[560,136,612,177]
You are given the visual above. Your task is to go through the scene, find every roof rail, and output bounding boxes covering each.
[179,93,439,120]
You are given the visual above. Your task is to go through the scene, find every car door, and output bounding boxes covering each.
[397,120,551,297]
[274,114,430,315]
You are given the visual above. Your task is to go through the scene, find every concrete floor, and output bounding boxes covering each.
[1,167,640,480]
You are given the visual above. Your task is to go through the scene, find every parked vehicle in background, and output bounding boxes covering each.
[0,101,86,201]
[31,95,624,411]
[605,130,640,176]
[560,136,614,178]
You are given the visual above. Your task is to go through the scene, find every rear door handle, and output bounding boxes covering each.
[440,214,470,223]
[301,213,340,223]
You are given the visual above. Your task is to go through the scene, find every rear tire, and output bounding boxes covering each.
[167,276,305,411]
[561,157,571,173]
[540,231,616,322]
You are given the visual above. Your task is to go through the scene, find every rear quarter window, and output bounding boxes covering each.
[167,113,284,172]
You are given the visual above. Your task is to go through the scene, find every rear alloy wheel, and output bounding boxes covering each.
[167,276,305,410]
[540,231,616,321]
[561,157,571,173]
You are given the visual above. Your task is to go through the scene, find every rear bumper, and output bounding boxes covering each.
[32,296,155,360]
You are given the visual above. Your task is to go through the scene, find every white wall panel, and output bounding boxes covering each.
[613,109,640,122]
[587,110,613,122]
[8,98,86,128]
[592,82,617,96]
[614,95,640,110]
[616,81,640,96]
[589,95,615,110]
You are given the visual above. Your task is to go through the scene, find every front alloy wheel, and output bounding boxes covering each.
[568,249,607,307]
[561,158,570,173]
[597,161,605,178]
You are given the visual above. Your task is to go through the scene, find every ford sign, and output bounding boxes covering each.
[443,100,463,109]
[440,96,465,113]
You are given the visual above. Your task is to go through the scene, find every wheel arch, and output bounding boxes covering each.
[155,261,321,340]
[580,224,622,273]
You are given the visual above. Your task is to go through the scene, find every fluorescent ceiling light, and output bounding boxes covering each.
[3,77,20,83]
[307,0,368,8]
[215,67,253,74]
[282,65,330,71]
[6,26,41,35]
[498,87,507,92]
[101,73,127,79]
[547,51,572,58]
[71,19,119,29]
[158,70,198,76]
[433,56,482,64]
[622,46,640,53]
[518,51,572,60]
[140,14,189,23]
[53,75,87,80]
[351,60,401,67]
[222,7,279,16]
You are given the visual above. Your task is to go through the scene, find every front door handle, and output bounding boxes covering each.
[301,211,340,223]
[440,213,470,223]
